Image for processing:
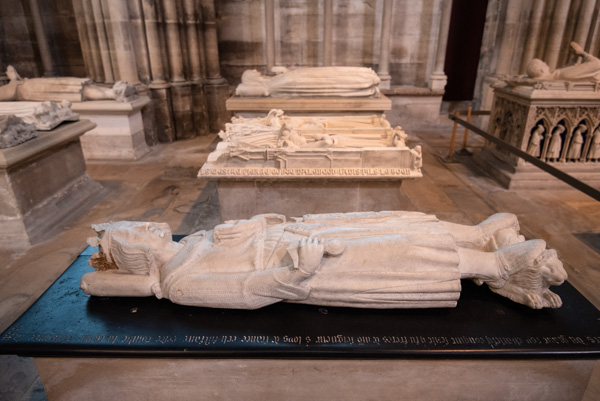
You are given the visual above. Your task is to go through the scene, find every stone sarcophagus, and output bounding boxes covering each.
[475,42,600,189]
[476,83,600,189]
[0,120,102,247]
[199,111,422,220]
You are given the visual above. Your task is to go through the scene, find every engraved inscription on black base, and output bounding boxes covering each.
[1,247,600,358]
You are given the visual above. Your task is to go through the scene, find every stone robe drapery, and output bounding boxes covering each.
[236,67,381,98]
[551,55,600,82]
[160,211,461,309]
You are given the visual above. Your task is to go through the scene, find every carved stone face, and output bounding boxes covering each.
[538,249,567,286]
[108,222,171,249]
[526,59,551,78]
[89,221,173,273]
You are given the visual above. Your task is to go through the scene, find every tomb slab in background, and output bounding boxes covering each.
[75,97,151,161]
[0,120,102,248]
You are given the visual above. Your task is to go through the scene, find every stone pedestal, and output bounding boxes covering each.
[475,83,600,189]
[214,179,413,221]
[475,147,600,189]
[384,87,445,128]
[226,95,392,118]
[75,97,151,161]
[0,120,102,247]
[201,142,422,221]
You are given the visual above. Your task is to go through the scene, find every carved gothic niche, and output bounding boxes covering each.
[533,106,547,122]
[564,120,588,162]
[576,106,600,123]
[587,124,600,161]
[542,120,568,162]
[525,119,548,158]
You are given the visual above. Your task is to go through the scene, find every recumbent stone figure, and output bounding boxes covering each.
[81,211,567,310]
[235,66,381,98]
[0,66,137,103]
[526,42,600,82]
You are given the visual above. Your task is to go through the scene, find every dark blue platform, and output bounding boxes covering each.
[1,245,599,358]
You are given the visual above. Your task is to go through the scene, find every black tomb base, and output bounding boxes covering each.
[1,243,600,359]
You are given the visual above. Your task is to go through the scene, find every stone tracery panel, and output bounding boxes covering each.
[489,90,600,166]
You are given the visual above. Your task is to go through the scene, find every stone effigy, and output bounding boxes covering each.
[81,211,567,310]
[475,42,600,188]
[0,115,37,149]
[235,66,381,98]
[525,42,600,83]
[219,109,406,147]
[200,110,417,179]
[0,66,151,161]
[0,66,137,103]
[201,111,419,220]
[0,99,79,130]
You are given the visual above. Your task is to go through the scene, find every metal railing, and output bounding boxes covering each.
[446,107,490,161]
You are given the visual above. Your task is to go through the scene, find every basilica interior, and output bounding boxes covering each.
[1,0,600,400]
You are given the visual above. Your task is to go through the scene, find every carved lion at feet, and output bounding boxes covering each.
[489,249,567,309]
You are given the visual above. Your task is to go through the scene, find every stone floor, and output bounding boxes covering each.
[1,119,599,400]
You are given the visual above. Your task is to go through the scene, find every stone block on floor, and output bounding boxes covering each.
[0,120,102,248]
[75,97,151,161]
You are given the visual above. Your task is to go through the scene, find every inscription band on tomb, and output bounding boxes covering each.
[199,167,415,178]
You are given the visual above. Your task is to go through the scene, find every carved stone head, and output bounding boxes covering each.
[87,221,173,274]
[526,59,551,79]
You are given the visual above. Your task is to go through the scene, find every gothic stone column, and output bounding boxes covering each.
[544,0,571,71]
[429,0,453,90]
[184,0,210,137]
[323,0,333,66]
[377,0,393,89]
[141,0,175,143]
[201,0,230,132]
[163,0,195,140]
[29,0,55,76]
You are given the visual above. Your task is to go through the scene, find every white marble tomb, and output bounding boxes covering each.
[200,111,421,220]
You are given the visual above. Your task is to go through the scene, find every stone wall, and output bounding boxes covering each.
[0,0,84,78]
[39,0,86,77]
[3,0,600,137]
[216,0,441,88]
[0,1,41,78]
